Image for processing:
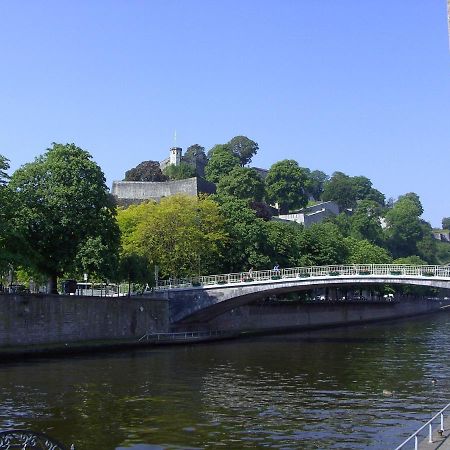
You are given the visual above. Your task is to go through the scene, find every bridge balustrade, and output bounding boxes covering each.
[154,264,450,291]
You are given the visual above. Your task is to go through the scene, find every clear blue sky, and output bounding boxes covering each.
[1,0,449,227]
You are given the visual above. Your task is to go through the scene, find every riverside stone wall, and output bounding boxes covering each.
[0,294,169,347]
[203,297,449,333]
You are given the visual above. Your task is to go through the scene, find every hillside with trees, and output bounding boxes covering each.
[1,137,449,292]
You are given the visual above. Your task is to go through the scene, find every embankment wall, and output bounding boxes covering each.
[0,294,169,348]
[205,298,449,332]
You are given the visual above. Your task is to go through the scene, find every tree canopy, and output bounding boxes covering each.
[10,143,120,292]
[125,160,168,182]
[117,195,227,278]
[216,167,265,202]
[226,135,259,166]
[163,162,196,180]
[205,145,240,184]
[442,217,450,231]
[265,160,309,213]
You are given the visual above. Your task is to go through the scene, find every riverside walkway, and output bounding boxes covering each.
[395,402,450,450]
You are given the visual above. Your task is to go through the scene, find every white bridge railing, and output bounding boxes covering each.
[154,264,450,291]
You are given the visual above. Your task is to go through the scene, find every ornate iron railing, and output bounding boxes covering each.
[0,430,73,449]
[153,264,450,291]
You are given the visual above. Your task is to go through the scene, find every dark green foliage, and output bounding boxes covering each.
[217,167,265,202]
[442,217,450,230]
[349,200,384,245]
[322,172,358,210]
[265,160,309,213]
[125,160,168,182]
[118,253,152,295]
[298,222,349,266]
[305,170,329,201]
[163,162,196,180]
[217,197,270,272]
[0,155,26,271]
[205,145,240,183]
[183,144,208,177]
[10,143,120,292]
[264,220,303,268]
[226,135,259,166]
[384,195,424,259]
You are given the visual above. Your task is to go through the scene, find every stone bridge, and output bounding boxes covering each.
[150,264,450,324]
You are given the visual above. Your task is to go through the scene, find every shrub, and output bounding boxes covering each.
[217,280,227,285]
[422,271,435,277]
[271,275,282,280]
[192,281,201,287]
[329,271,340,276]
[358,271,370,275]
[390,270,402,275]
[298,272,311,278]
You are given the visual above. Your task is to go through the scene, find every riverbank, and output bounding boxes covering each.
[1,293,449,359]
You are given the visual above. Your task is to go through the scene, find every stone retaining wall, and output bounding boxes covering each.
[0,294,169,347]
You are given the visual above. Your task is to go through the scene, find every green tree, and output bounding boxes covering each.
[344,237,392,264]
[227,135,259,166]
[217,197,270,272]
[265,160,309,213]
[442,217,450,230]
[305,170,329,201]
[298,222,349,266]
[393,255,427,265]
[10,143,120,293]
[118,253,152,296]
[349,200,384,245]
[117,195,227,278]
[383,195,423,258]
[216,167,265,202]
[124,160,168,182]
[205,145,240,183]
[183,144,208,177]
[0,155,25,271]
[163,162,196,180]
[322,172,357,210]
[264,220,303,268]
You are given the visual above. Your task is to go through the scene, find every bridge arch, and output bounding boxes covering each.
[152,264,450,324]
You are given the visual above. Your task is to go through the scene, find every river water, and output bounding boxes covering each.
[1,312,450,450]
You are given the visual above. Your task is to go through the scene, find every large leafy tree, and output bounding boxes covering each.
[322,172,357,210]
[298,222,349,266]
[205,145,240,184]
[0,155,25,271]
[305,169,329,201]
[265,160,309,213]
[124,160,168,182]
[216,167,265,202]
[117,195,227,278]
[216,197,270,272]
[163,162,196,180]
[226,135,259,166]
[183,144,208,177]
[383,195,424,258]
[442,217,450,230]
[349,200,384,245]
[264,220,303,268]
[10,143,120,293]
[344,237,392,264]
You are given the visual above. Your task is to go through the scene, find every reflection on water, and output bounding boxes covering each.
[1,313,450,449]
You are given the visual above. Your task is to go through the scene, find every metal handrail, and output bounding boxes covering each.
[139,330,230,342]
[153,264,450,291]
[394,402,450,450]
